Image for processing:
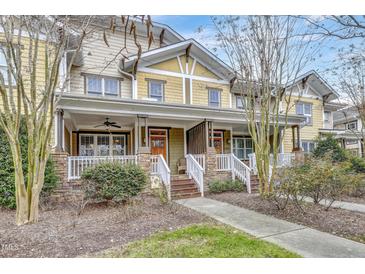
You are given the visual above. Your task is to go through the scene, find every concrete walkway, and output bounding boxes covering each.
[176,197,365,258]
[303,197,365,214]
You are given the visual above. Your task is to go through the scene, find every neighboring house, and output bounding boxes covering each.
[280,71,343,154]
[329,106,364,157]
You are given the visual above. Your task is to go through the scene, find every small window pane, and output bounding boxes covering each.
[0,50,6,66]
[87,77,102,95]
[104,78,119,96]
[112,135,125,155]
[236,96,245,109]
[149,81,163,101]
[304,103,311,115]
[296,103,303,115]
[209,89,220,107]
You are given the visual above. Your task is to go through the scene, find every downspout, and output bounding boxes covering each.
[118,67,136,99]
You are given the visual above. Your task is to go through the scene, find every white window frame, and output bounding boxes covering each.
[86,75,120,97]
[296,102,312,126]
[79,133,126,156]
[0,47,16,86]
[233,137,253,160]
[301,140,316,153]
[236,95,246,109]
[148,79,165,102]
[208,88,221,108]
[324,111,331,128]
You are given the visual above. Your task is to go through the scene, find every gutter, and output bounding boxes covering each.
[117,67,137,99]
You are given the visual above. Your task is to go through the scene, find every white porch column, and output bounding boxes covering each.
[55,109,64,152]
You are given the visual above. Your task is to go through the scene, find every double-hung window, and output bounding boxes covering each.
[296,102,312,125]
[0,48,16,86]
[208,88,221,108]
[86,75,120,97]
[148,80,164,102]
[324,111,331,128]
[233,137,253,160]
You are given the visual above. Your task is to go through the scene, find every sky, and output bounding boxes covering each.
[151,16,363,99]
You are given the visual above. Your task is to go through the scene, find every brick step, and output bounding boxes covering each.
[171,179,195,185]
[172,192,201,200]
[171,184,198,191]
[171,187,199,195]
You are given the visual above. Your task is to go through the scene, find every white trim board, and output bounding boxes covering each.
[138,66,230,85]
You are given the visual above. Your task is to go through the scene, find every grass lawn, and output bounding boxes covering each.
[97,224,300,258]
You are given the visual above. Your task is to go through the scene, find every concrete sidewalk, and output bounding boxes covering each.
[303,197,365,214]
[176,197,365,258]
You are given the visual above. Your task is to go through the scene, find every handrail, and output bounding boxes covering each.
[156,155,171,201]
[192,154,205,171]
[67,155,137,180]
[186,154,204,197]
[231,153,252,193]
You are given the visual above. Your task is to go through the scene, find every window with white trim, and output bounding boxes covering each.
[296,102,312,125]
[86,75,120,97]
[0,48,16,86]
[324,111,331,128]
[233,137,253,160]
[148,80,164,102]
[346,121,357,130]
[236,95,246,109]
[208,89,221,108]
[301,140,316,153]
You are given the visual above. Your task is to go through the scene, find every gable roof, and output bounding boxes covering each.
[123,39,235,80]
[287,70,340,102]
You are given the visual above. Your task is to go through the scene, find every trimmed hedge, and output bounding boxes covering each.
[0,120,59,209]
[81,163,147,203]
[208,179,245,193]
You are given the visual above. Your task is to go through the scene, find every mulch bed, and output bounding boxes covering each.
[0,194,210,258]
[209,192,365,244]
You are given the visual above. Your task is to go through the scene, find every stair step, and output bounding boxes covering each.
[171,174,190,181]
[172,192,201,200]
[171,179,194,184]
[171,185,198,191]
[172,188,199,194]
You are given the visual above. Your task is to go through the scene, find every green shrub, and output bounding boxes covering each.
[312,135,348,162]
[0,119,59,209]
[81,163,147,203]
[349,156,365,173]
[271,156,362,211]
[208,179,245,193]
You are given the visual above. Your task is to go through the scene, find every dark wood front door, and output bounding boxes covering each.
[150,129,168,161]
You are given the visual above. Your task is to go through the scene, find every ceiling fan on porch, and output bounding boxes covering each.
[94,118,121,129]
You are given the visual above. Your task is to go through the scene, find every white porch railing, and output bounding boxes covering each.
[216,153,232,171]
[67,155,137,180]
[231,154,252,193]
[249,153,295,175]
[150,155,159,174]
[192,154,205,171]
[186,154,204,197]
[156,155,171,201]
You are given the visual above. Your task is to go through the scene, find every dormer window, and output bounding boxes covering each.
[208,88,221,108]
[148,79,165,102]
[85,74,120,97]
